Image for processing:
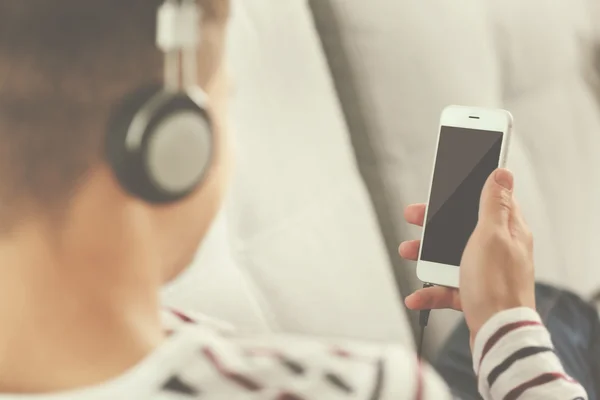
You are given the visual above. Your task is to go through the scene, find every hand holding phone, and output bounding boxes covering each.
[401,169,536,341]
[400,105,535,340]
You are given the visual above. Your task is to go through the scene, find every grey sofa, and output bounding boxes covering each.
[164,0,600,355]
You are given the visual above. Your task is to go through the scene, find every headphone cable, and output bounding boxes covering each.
[417,283,433,358]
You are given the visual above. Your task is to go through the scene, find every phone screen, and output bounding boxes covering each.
[420,126,503,267]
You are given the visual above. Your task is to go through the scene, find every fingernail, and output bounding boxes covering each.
[495,169,514,191]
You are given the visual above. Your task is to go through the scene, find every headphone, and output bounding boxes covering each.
[106,0,213,204]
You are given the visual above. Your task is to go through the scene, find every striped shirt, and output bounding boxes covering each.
[0,308,586,399]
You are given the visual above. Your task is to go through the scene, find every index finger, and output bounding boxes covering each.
[405,286,462,311]
[404,203,427,227]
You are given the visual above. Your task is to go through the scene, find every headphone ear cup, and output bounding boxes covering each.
[142,92,213,202]
[106,84,163,201]
[106,84,213,204]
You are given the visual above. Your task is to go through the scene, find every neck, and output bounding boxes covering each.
[0,185,164,394]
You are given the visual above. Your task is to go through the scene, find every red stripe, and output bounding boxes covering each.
[503,372,576,400]
[479,321,542,370]
[415,359,423,400]
[276,392,305,400]
[203,347,263,391]
[170,308,195,324]
[332,348,352,358]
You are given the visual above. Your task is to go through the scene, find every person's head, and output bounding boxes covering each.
[0,0,232,284]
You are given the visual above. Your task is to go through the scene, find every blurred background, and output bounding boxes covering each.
[164,0,600,358]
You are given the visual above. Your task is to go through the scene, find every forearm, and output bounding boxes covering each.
[472,308,588,399]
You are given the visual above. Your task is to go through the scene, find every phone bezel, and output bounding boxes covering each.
[416,105,513,288]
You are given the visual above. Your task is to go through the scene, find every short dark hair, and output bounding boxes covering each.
[0,1,176,231]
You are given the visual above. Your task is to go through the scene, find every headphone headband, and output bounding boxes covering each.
[157,0,201,90]
[157,0,199,51]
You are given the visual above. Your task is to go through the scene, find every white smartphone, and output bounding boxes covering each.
[416,105,513,288]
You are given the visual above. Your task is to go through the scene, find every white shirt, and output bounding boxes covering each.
[0,308,587,399]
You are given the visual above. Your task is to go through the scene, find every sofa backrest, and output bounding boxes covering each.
[310,0,505,345]
[164,0,414,345]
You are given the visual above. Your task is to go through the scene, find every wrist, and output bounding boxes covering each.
[470,294,536,338]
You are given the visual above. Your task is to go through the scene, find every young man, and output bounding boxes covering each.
[0,0,590,398]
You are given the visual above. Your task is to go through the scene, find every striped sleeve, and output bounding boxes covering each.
[180,331,456,400]
[161,308,455,399]
[472,307,588,400]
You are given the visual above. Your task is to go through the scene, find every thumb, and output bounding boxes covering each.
[478,169,514,228]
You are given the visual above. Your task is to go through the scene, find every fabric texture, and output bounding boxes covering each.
[0,308,586,399]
